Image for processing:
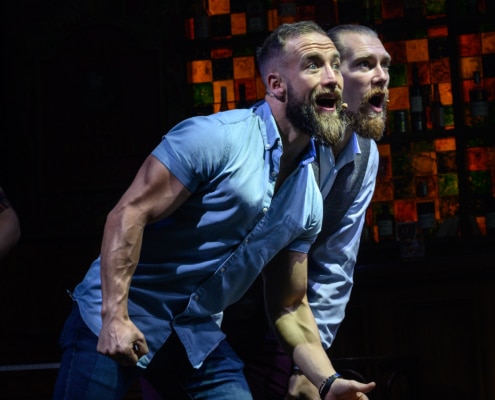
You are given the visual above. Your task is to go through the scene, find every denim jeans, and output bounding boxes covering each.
[53,303,253,400]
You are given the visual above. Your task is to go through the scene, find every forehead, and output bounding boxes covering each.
[341,33,390,60]
[285,32,338,59]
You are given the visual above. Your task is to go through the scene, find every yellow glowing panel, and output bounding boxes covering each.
[459,56,483,80]
[388,86,410,110]
[438,82,453,105]
[231,13,246,35]
[406,39,429,62]
[482,32,495,54]
[233,56,255,79]
[188,60,213,83]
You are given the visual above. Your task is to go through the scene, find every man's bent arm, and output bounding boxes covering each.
[263,249,335,388]
[98,155,191,365]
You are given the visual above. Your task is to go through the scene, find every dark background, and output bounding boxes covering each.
[1,1,191,367]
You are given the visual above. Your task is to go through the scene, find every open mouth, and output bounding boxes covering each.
[368,93,385,112]
[369,94,384,107]
[315,96,337,109]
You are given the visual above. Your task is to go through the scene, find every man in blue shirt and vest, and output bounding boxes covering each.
[53,21,375,400]
[222,24,391,399]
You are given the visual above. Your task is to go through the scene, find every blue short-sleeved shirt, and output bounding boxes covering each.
[73,101,322,368]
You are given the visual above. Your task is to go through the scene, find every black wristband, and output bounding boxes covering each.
[319,373,342,400]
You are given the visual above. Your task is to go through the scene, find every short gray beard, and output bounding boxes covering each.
[348,89,389,141]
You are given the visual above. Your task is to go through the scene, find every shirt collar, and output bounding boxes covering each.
[254,100,316,166]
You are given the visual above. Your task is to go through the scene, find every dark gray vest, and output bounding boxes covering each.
[312,136,371,248]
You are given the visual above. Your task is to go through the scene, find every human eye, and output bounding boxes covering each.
[307,60,319,70]
[357,60,371,69]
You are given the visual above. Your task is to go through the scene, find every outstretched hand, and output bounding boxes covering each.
[326,378,376,400]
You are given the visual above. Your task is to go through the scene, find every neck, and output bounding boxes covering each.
[332,126,353,159]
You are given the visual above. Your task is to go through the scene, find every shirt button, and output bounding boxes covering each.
[262,207,268,213]
[220,267,226,274]
[193,294,199,301]
[271,171,277,177]
[265,144,270,149]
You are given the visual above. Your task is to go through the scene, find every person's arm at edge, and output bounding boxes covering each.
[0,206,21,260]
[97,154,191,365]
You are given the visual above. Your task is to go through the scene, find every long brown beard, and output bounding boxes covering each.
[348,88,389,141]
[286,86,346,146]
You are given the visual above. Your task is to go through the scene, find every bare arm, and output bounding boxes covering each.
[0,207,21,260]
[97,155,191,365]
[263,249,375,399]
[263,249,334,387]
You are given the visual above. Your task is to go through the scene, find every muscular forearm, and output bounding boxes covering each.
[272,296,336,392]
[100,205,145,320]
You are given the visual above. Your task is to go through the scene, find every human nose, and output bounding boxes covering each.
[372,65,389,87]
[322,64,339,88]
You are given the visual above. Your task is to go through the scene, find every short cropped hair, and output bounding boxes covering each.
[256,20,327,85]
[327,24,378,58]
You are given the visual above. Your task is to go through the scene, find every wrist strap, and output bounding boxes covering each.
[319,373,342,400]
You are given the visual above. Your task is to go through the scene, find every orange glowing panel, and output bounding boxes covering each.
[459,56,483,80]
[438,82,453,105]
[231,13,247,35]
[188,60,213,83]
[233,56,255,79]
[406,39,429,62]
[435,137,456,152]
[481,32,495,54]
[256,76,266,99]
[213,80,234,112]
[388,86,410,110]
[208,0,230,15]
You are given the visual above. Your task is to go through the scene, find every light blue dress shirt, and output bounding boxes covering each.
[309,133,379,349]
[73,101,323,369]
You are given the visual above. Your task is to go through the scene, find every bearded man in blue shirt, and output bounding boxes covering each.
[53,21,375,400]
[222,24,391,399]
